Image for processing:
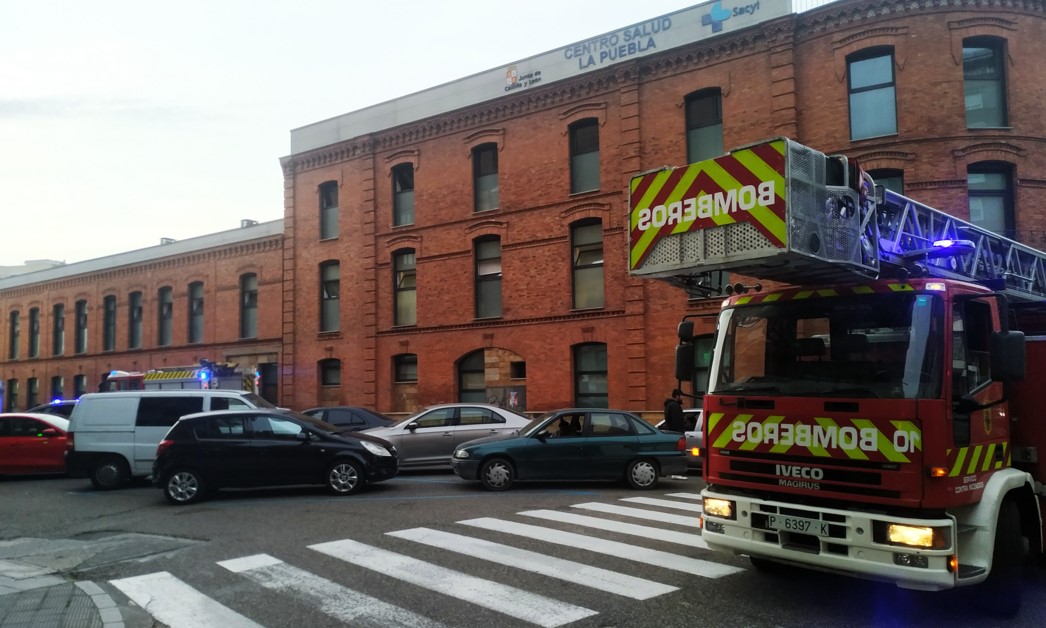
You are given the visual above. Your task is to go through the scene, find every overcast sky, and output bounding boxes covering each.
[0,0,795,267]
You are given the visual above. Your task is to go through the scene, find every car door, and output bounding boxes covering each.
[453,407,505,449]
[0,416,30,473]
[396,407,457,467]
[584,412,641,478]
[248,415,318,486]
[188,415,253,487]
[517,413,588,479]
[0,416,65,473]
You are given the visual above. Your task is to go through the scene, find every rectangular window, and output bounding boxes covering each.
[395,354,418,382]
[394,251,417,326]
[320,359,341,386]
[4,379,17,411]
[28,307,39,358]
[869,169,904,195]
[103,296,116,351]
[393,164,415,226]
[572,221,605,309]
[50,375,63,401]
[52,304,65,356]
[686,90,724,164]
[569,119,600,193]
[574,343,608,408]
[473,144,499,212]
[240,274,258,339]
[7,311,18,360]
[188,282,204,343]
[157,287,173,346]
[848,50,897,140]
[27,377,38,409]
[74,300,88,354]
[964,39,1007,128]
[74,374,87,399]
[475,238,502,318]
[319,181,339,240]
[128,292,143,349]
[968,166,1014,238]
[320,262,340,332]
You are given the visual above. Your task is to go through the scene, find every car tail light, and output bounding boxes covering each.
[66,433,75,451]
[156,439,174,458]
[677,436,687,452]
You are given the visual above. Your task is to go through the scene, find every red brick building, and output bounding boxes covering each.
[0,222,284,410]
[3,0,1044,416]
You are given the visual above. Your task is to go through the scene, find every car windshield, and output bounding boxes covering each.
[520,412,560,436]
[711,292,944,399]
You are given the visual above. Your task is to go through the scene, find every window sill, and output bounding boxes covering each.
[965,126,1013,131]
[319,236,339,242]
[569,188,600,197]
[849,133,899,143]
[318,331,342,339]
[570,306,605,313]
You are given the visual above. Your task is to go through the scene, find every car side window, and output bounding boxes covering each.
[590,413,633,436]
[459,408,496,425]
[136,397,205,427]
[631,416,660,435]
[413,408,455,429]
[194,416,247,440]
[250,416,303,440]
[211,397,252,411]
[0,417,49,437]
[346,411,366,425]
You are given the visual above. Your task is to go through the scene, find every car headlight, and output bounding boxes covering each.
[453,449,470,459]
[361,441,391,457]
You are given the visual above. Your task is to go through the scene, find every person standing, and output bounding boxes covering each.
[662,388,685,432]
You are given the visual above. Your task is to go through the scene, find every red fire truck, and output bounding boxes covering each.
[629,138,1044,615]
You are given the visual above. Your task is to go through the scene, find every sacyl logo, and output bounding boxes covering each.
[701,1,761,33]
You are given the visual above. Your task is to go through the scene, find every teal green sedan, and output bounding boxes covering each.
[451,408,688,491]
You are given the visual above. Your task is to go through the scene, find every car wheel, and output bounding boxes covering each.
[89,457,130,490]
[327,460,364,495]
[626,458,659,490]
[164,469,205,505]
[479,457,514,491]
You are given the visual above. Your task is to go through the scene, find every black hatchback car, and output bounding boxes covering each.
[152,409,398,504]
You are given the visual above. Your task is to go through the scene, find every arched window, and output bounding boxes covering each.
[157,287,173,347]
[569,118,600,193]
[393,250,417,326]
[963,37,1008,128]
[474,237,502,318]
[968,162,1014,239]
[847,47,896,140]
[320,261,340,332]
[392,164,415,226]
[319,180,339,239]
[188,282,204,343]
[571,219,604,309]
[240,274,258,339]
[473,143,499,212]
[458,350,486,402]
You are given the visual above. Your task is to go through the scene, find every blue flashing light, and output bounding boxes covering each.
[51,397,63,404]
[199,370,209,380]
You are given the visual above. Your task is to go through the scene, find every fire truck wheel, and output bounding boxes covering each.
[626,458,659,489]
[89,457,130,490]
[977,500,1023,618]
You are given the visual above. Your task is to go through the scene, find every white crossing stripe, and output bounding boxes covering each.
[573,502,699,528]
[459,518,744,579]
[387,527,676,601]
[664,492,704,501]
[218,554,446,627]
[621,497,704,513]
[309,538,597,628]
[519,509,708,549]
[110,571,262,628]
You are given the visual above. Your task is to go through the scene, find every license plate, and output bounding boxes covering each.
[766,514,829,536]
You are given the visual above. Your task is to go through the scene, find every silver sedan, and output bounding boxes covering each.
[361,403,531,470]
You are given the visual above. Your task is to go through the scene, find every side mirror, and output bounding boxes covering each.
[676,343,695,381]
[406,423,418,432]
[678,320,695,343]
[296,431,309,442]
[990,330,1025,382]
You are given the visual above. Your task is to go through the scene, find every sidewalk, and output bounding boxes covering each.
[0,574,120,628]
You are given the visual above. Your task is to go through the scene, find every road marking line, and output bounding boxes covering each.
[459,518,743,579]
[217,553,445,627]
[664,492,704,501]
[309,539,596,628]
[110,571,261,628]
[519,509,708,549]
[620,496,704,512]
[387,527,676,600]
[572,502,699,528]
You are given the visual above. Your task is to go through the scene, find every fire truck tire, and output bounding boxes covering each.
[89,457,130,490]
[977,500,1023,618]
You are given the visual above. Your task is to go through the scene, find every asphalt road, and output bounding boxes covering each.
[1,471,1044,628]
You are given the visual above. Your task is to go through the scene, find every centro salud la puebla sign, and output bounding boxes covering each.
[290,1,786,155]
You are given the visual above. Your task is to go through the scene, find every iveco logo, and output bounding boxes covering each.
[776,464,824,480]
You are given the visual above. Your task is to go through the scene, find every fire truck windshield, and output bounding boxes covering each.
[711,292,944,399]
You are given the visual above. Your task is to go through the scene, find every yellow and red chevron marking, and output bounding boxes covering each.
[707,411,922,463]
[945,442,1010,476]
[732,282,915,305]
[143,370,197,381]
[629,140,787,271]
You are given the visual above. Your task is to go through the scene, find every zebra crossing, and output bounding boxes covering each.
[109,492,742,627]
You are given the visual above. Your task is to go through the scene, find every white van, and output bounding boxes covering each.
[66,390,275,489]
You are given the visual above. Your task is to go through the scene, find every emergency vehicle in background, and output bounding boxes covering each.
[629,138,1044,615]
[103,361,257,393]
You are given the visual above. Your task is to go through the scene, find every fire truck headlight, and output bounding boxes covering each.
[703,497,735,520]
[887,524,944,549]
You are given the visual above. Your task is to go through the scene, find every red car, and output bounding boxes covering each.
[0,413,69,475]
